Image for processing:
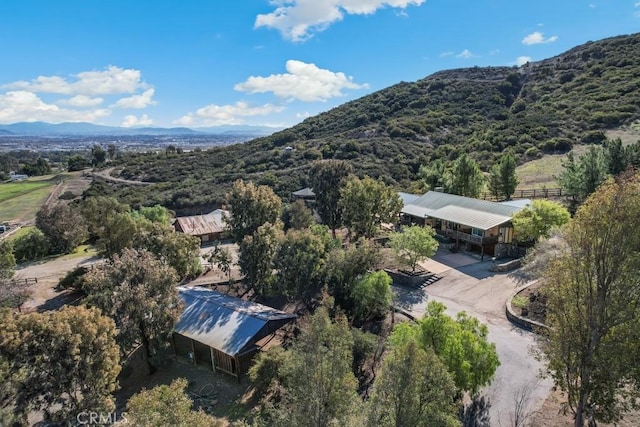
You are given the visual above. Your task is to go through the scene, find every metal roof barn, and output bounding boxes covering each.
[173,286,295,379]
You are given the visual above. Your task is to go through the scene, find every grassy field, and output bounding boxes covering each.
[0,176,59,223]
[516,145,589,190]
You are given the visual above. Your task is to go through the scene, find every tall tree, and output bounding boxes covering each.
[275,228,328,302]
[488,150,519,200]
[339,175,403,240]
[391,301,500,395]
[309,160,353,237]
[350,271,393,323]
[208,242,233,282]
[97,211,138,257]
[238,222,282,297]
[36,203,88,254]
[450,153,484,198]
[91,144,107,167]
[83,248,180,373]
[107,144,117,161]
[81,196,130,240]
[278,308,361,426]
[603,137,628,176]
[0,306,120,423]
[225,180,282,243]
[388,225,439,272]
[324,240,379,309]
[366,340,459,427]
[282,199,314,231]
[420,158,450,191]
[541,174,640,427]
[126,378,223,427]
[133,221,202,280]
[511,199,571,242]
[558,147,608,203]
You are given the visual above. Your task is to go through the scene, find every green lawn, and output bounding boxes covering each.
[0,178,58,223]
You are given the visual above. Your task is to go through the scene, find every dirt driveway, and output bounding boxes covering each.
[393,248,553,426]
[14,250,99,312]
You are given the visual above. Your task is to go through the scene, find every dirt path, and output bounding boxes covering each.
[15,251,100,312]
[92,167,155,186]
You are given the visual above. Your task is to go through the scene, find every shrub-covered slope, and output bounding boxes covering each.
[108,32,640,213]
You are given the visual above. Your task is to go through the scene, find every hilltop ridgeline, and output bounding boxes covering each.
[107,32,640,213]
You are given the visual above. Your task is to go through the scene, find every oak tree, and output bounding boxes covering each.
[0,306,120,423]
[36,203,88,254]
[127,378,223,427]
[83,248,180,373]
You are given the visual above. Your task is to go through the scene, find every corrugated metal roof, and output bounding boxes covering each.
[400,191,526,230]
[398,192,421,207]
[174,286,296,356]
[176,209,228,236]
[403,191,521,217]
[428,205,513,230]
[292,187,315,197]
[401,204,433,218]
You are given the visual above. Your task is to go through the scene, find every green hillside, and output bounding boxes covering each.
[104,32,640,213]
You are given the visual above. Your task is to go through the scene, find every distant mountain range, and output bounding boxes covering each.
[0,122,281,137]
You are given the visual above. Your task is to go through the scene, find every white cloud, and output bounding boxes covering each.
[0,90,110,124]
[121,114,153,128]
[456,49,475,59]
[174,102,285,127]
[489,49,500,55]
[234,60,367,102]
[635,1,640,6]
[515,56,532,66]
[522,31,558,45]
[296,111,312,119]
[114,88,157,109]
[4,65,146,96]
[255,0,426,42]
[439,51,454,58]
[57,95,104,107]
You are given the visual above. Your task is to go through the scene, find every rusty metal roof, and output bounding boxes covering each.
[175,209,228,236]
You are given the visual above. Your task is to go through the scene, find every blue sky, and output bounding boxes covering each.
[0,1,639,129]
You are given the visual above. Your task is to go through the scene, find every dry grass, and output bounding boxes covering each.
[516,145,590,190]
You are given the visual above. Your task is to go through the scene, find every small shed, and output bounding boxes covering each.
[173,286,296,380]
[175,209,228,244]
[292,187,315,201]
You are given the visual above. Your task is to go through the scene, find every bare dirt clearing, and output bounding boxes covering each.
[15,248,98,312]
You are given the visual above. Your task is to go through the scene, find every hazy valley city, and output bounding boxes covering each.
[1,1,640,426]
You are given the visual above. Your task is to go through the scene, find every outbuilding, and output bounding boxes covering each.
[172,286,296,380]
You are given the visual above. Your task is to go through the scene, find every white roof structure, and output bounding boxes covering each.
[401,191,528,230]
